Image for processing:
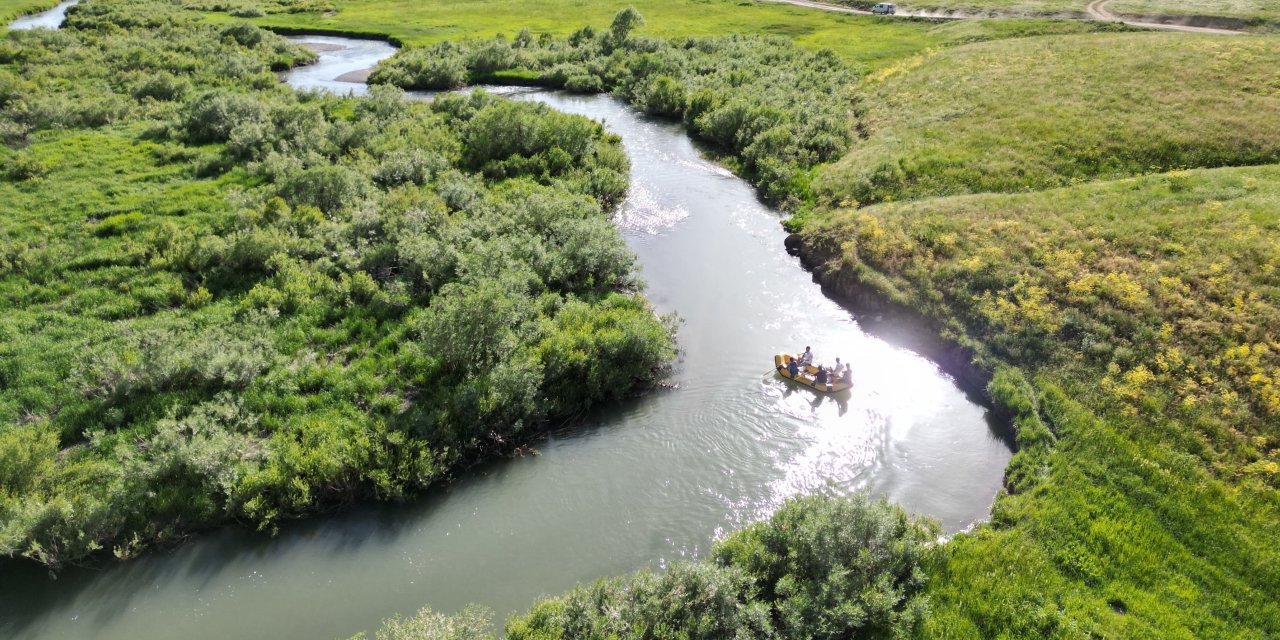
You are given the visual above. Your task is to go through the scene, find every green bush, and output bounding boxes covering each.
[373,606,495,640]
[716,491,939,639]
[91,211,145,236]
[180,90,269,143]
[504,492,938,639]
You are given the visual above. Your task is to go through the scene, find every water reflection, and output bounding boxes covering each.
[0,37,1013,640]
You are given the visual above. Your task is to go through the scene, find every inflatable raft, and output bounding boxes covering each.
[774,353,853,394]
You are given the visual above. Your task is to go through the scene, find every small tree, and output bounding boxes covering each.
[608,7,644,48]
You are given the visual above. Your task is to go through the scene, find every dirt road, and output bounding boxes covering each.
[1085,0,1244,34]
[759,0,1245,34]
[757,0,966,19]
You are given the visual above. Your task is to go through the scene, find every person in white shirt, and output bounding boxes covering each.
[798,346,813,366]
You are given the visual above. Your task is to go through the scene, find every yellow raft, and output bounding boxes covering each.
[773,353,853,394]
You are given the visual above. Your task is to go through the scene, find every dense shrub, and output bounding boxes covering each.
[502,492,938,640]
[363,493,935,640]
[0,0,674,569]
[369,9,856,210]
[715,492,937,638]
[368,42,468,89]
[179,90,269,143]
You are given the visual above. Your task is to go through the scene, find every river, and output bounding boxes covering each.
[0,34,1013,640]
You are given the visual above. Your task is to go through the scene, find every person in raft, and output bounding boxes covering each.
[838,363,852,385]
[798,346,814,366]
[814,366,829,386]
[787,357,800,377]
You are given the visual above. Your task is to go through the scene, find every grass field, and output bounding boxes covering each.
[799,163,1280,637]
[816,32,1280,204]
[199,0,1116,67]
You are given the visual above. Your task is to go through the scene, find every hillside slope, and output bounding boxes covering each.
[800,163,1280,637]
[816,32,1280,205]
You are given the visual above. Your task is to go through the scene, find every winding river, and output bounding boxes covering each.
[0,34,1013,640]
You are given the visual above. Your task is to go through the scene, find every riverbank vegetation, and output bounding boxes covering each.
[371,19,856,209]
[361,492,938,640]
[800,164,1280,636]
[785,22,1280,637]
[0,0,674,568]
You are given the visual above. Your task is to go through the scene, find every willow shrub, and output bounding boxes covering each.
[504,492,938,640]
[0,0,674,568]
[370,9,856,211]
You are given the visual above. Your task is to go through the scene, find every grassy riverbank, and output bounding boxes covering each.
[0,0,674,567]
[799,164,1280,636]
[814,31,1280,205]
[788,21,1280,638]
[0,0,60,22]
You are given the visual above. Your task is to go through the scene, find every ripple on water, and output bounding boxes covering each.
[615,180,690,234]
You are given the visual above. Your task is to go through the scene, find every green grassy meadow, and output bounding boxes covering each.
[815,32,1280,205]
[198,0,1114,67]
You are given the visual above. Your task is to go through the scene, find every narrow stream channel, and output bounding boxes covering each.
[6,0,79,30]
[0,35,1013,640]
